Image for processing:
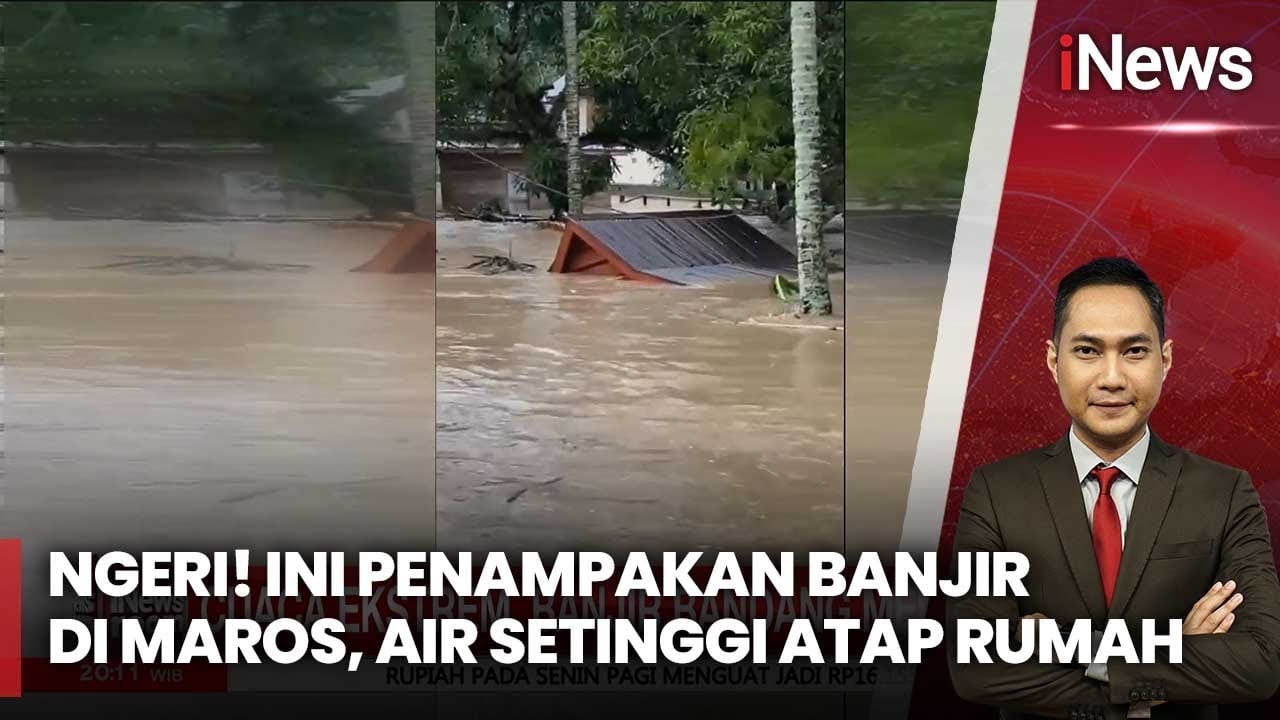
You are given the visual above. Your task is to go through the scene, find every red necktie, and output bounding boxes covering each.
[1091,464,1124,607]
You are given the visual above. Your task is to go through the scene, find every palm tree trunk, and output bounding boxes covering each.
[354,1,435,273]
[398,1,436,218]
[790,1,832,315]
[563,1,582,217]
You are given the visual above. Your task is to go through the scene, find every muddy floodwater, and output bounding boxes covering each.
[844,210,957,553]
[436,219,844,551]
[2,220,436,556]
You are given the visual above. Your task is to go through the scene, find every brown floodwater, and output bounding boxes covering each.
[1,215,842,647]
[3,219,436,653]
[435,219,844,552]
[844,210,957,553]
[1,220,436,555]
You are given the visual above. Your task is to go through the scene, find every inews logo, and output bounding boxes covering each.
[1059,33,1252,91]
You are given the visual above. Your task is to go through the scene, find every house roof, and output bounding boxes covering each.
[550,211,796,286]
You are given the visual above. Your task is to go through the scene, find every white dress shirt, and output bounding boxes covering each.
[1069,425,1150,548]
[1067,425,1152,716]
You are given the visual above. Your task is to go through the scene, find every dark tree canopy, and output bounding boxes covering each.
[435,1,612,214]
[438,2,845,214]
[5,1,413,213]
[5,1,864,216]
[580,2,845,211]
[845,2,995,206]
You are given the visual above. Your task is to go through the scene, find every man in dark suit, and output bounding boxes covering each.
[948,257,1280,719]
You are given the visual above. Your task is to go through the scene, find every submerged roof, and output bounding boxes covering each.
[549,211,795,286]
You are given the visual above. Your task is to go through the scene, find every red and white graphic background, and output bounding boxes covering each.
[912,0,1280,716]
[943,0,1280,562]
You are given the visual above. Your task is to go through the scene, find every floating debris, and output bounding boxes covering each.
[772,274,799,302]
[464,254,536,275]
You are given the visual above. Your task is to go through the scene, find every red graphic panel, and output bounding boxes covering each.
[944,0,1280,560]
[913,1,1280,718]
[0,540,21,697]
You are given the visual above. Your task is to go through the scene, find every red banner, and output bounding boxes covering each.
[0,540,21,697]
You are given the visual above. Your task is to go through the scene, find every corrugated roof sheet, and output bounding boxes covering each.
[645,263,782,286]
[572,211,795,286]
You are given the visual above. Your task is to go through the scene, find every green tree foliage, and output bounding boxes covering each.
[4,1,413,214]
[845,2,995,206]
[436,1,610,214]
[680,93,794,208]
[6,2,404,138]
[436,1,563,143]
[579,2,844,213]
[524,140,613,214]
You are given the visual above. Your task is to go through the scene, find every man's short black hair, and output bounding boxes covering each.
[1053,257,1165,343]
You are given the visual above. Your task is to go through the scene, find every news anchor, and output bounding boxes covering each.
[947,258,1280,719]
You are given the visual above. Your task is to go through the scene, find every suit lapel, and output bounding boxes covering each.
[1038,435,1108,620]
[1107,433,1182,620]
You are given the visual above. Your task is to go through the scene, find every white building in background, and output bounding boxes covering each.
[331,74,690,215]
[542,75,596,138]
[542,75,674,196]
[612,149,667,186]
